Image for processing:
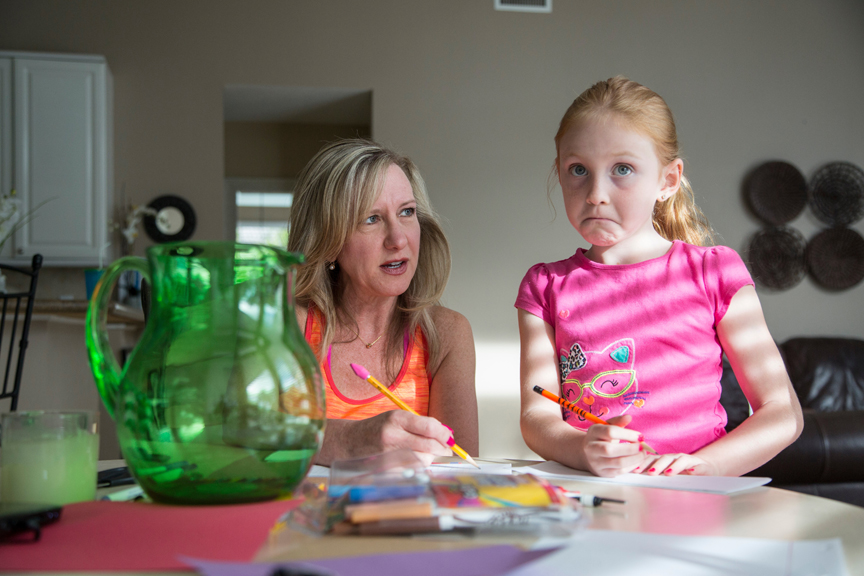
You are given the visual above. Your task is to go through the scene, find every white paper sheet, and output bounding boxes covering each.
[514,531,849,576]
[514,460,771,494]
[306,464,331,478]
[306,460,513,479]
[429,460,513,475]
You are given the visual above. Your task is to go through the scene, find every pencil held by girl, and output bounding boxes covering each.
[516,76,803,478]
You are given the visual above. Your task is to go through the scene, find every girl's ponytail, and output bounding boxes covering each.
[653,175,717,247]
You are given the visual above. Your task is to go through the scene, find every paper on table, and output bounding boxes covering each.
[0,498,301,571]
[514,460,770,494]
[510,530,848,576]
[183,545,557,576]
[307,464,331,478]
[307,460,513,479]
[430,460,513,475]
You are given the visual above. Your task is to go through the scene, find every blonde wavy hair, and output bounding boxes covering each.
[288,139,450,379]
[554,76,716,247]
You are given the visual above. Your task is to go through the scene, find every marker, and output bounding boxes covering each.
[345,499,434,523]
[558,488,626,507]
[532,385,658,455]
[328,484,429,503]
[350,363,480,468]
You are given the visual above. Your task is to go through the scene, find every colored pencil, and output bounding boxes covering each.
[532,385,658,455]
[350,363,480,468]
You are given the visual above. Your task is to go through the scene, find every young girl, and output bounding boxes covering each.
[516,77,803,478]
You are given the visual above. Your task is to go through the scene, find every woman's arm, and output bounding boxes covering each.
[518,309,643,477]
[657,285,804,476]
[427,307,479,456]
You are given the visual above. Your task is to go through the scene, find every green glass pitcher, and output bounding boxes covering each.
[86,242,325,505]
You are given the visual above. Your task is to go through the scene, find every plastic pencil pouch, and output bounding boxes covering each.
[328,449,430,491]
[283,449,431,536]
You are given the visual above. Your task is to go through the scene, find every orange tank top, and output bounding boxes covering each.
[304,305,431,420]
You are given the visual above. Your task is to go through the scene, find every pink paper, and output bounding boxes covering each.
[0,498,301,571]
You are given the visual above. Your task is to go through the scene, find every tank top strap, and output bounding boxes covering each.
[303,303,430,419]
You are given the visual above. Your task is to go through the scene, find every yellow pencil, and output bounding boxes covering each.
[350,363,480,468]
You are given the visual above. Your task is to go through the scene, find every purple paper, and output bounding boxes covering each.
[182,545,556,576]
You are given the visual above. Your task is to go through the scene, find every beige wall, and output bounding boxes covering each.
[2,1,863,457]
[225,122,370,179]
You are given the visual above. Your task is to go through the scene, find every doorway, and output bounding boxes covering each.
[223,85,372,245]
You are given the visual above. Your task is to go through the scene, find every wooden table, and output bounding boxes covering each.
[255,461,864,572]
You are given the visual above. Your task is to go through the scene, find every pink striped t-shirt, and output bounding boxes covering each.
[515,241,754,455]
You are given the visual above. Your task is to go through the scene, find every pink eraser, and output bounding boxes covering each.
[446,437,455,447]
[350,363,370,380]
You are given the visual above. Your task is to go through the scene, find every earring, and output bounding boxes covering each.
[328,262,336,271]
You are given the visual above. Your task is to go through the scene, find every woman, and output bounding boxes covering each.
[288,139,479,466]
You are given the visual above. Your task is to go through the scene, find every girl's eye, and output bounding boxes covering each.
[569,164,587,176]
[614,165,633,176]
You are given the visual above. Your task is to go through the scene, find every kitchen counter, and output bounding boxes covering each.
[10,301,145,459]
[33,299,145,324]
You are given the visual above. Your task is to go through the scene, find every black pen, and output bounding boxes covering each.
[559,488,625,507]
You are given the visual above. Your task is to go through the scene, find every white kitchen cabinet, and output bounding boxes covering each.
[0,51,113,265]
[0,58,11,253]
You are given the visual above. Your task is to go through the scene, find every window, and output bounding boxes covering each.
[235,190,292,248]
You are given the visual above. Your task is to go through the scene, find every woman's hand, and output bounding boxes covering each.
[315,410,453,466]
[582,414,646,477]
[636,453,718,476]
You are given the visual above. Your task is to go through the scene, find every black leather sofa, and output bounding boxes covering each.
[721,337,864,507]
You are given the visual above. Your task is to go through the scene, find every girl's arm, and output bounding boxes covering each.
[427,307,479,456]
[518,309,643,477]
[653,285,804,476]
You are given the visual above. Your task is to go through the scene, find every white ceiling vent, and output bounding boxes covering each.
[495,0,551,13]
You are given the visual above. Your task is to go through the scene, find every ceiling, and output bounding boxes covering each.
[223,85,372,125]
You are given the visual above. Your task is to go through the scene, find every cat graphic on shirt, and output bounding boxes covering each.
[558,338,646,426]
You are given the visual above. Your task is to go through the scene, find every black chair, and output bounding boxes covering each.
[721,337,864,507]
[0,254,43,411]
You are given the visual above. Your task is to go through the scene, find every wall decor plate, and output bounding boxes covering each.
[805,227,864,290]
[809,162,864,227]
[746,227,806,290]
[144,195,197,243]
[745,161,808,225]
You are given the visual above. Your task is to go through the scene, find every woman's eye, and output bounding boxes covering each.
[400,207,416,217]
[364,215,379,225]
[614,165,633,176]
[569,164,587,176]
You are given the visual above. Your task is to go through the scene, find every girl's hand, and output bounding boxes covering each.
[638,453,718,476]
[583,414,646,477]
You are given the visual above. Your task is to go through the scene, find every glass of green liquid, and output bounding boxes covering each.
[0,411,99,505]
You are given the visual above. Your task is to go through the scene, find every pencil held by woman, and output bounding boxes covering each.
[351,363,480,469]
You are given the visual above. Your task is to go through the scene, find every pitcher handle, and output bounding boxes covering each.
[85,257,151,420]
